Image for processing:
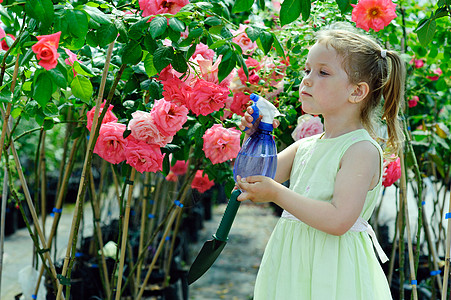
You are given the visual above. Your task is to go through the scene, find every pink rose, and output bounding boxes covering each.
[427,68,442,81]
[1,34,15,51]
[166,171,178,182]
[139,0,189,17]
[203,124,241,164]
[351,0,397,32]
[125,139,164,173]
[161,77,192,106]
[230,92,251,116]
[187,79,229,116]
[291,114,324,141]
[150,98,189,136]
[170,160,188,175]
[158,65,176,81]
[86,101,119,131]
[191,170,215,193]
[128,111,173,147]
[409,58,424,69]
[192,43,215,60]
[238,58,261,85]
[64,49,81,76]
[31,31,61,70]
[195,55,234,87]
[93,122,127,164]
[408,96,419,108]
[231,24,258,55]
[382,156,401,187]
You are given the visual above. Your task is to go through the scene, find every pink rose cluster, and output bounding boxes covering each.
[165,159,189,182]
[230,24,258,56]
[228,56,288,116]
[191,170,215,193]
[202,124,241,165]
[139,0,189,17]
[382,156,401,187]
[88,99,188,173]
[291,114,324,141]
[159,43,233,117]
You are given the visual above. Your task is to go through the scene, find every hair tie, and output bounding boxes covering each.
[381,49,387,58]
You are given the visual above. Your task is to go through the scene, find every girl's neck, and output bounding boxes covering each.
[322,117,364,139]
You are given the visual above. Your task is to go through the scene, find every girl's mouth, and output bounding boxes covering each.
[301,90,312,97]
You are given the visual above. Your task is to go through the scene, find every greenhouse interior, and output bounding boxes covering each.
[0,0,450,299]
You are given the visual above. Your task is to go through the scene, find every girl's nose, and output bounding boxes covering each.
[301,76,312,87]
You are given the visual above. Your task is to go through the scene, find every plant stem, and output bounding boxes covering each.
[115,168,136,300]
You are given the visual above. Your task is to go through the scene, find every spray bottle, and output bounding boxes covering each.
[233,93,283,182]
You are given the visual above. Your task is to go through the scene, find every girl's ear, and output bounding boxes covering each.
[349,82,370,104]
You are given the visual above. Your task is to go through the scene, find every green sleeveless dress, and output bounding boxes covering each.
[254,129,392,300]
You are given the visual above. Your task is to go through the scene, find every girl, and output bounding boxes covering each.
[236,23,405,299]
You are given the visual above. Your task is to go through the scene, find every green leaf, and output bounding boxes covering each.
[257,31,274,54]
[73,61,94,77]
[232,0,254,13]
[415,18,436,46]
[43,102,58,116]
[144,53,158,77]
[218,54,236,83]
[70,75,93,103]
[48,66,68,88]
[83,5,112,25]
[153,46,174,73]
[115,19,128,42]
[129,17,151,40]
[300,0,311,21]
[149,80,161,99]
[25,0,54,30]
[209,40,227,49]
[280,0,301,27]
[143,35,158,53]
[245,26,260,42]
[188,27,204,39]
[97,23,118,47]
[0,88,12,103]
[67,9,89,38]
[162,152,170,176]
[169,17,186,32]
[171,52,188,73]
[236,53,248,80]
[149,16,168,39]
[335,0,353,14]
[122,42,143,65]
[204,16,222,27]
[33,71,53,107]
[272,33,286,59]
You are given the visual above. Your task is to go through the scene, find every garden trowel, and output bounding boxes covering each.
[187,189,242,284]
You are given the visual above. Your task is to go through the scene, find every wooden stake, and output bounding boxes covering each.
[115,168,136,300]
[441,189,451,300]
[56,41,117,300]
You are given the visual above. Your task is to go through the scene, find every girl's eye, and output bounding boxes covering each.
[303,69,311,75]
[320,70,329,76]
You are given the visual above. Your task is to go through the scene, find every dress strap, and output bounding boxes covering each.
[349,217,389,263]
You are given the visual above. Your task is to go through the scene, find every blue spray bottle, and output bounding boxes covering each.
[187,93,283,285]
[233,93,283,182]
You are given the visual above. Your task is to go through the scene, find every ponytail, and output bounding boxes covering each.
[381,51,406,155]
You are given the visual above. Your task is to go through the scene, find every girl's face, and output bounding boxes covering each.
[299,42,355,116]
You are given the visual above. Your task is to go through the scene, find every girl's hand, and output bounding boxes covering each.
[238,105,280,137]
[235,175,280,203]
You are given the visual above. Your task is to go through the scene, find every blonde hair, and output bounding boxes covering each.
[315,23,406,154]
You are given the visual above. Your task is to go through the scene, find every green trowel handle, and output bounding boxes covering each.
[214,189,242,242]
